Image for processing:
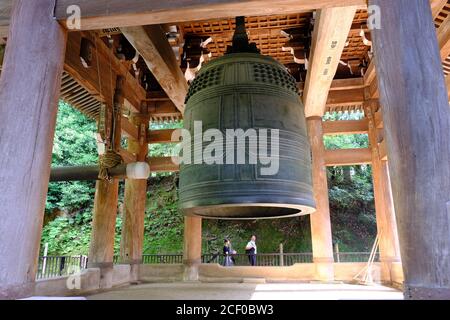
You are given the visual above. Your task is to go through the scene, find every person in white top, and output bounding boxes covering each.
[245,235,257,266]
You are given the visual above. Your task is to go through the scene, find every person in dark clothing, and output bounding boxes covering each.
[245,235,257,266]
[223,239,235,266]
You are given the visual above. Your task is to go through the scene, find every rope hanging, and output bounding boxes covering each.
[98,150,123,181]
[94,35,125,182]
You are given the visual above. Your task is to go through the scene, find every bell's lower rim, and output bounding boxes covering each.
[182,202,316,220]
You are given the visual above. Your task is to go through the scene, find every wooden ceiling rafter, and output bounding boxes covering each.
[121,25,189,114]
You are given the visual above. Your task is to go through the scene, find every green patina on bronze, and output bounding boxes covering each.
[179,17,315,220]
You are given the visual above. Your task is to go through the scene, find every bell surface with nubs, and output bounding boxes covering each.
[179,17,316,219]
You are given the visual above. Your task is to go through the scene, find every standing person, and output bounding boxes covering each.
[245,235,257,266]
[223,239,234,266]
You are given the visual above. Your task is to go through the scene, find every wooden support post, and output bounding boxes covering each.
[370,0,450,299]
[183,216,202,281]
[88,77,124,289]
[0,0,67,299]
[306,117,335,282]
[120,109,149,280]
[88,180,119,277]
[365,102,401,284]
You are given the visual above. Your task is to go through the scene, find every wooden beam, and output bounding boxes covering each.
[329,77,365,90]
[303,6,358,117]
[53,0,366,31]
[183,216,203,280]
[374,108,384,129]
[121,116,139,140]
[120,111,148,266]
[378,139,387,161]
[122,25,188,113]
[300,78,367,109]
[89,179,119,271]
[370,0,450,299]
[364,59,377,86]
[446,74,450,99]
[431,0,448,20]
[124,99,140,114]
[88,75,124,276]
[119,148,137,164]
[64,32,146,111]
[148,100,183,119]
[324,148,372,166]
[148,157,180,172]
[366,104,401,281]
[322,119,369,135]
[148,129,181,144]
[363,59,379,99]
[437,11,450,60]
[326,88,365,107]
[0,26,8,38]
[298,77,365,93]
[306,117,335,281]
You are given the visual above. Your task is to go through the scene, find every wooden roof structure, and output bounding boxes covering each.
[1,0,450,300]
[1,1,449,119]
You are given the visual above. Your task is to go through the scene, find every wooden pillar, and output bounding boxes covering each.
[365,103,401,283]
[370,0,450,299]
[88,77,124,288]
[0,0,67,299]
[306,117,335,281]
[120,111,149,279]
[183,216,202,281]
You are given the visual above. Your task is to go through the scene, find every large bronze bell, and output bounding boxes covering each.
[179,17,316,219]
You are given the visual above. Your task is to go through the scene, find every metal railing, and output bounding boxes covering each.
[201,253,314,266]
[36,252,378,279]
[36,255,88,280]
[142,254,184,264]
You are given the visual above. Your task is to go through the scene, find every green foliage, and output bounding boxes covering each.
[322,112,377,250]
[323,111,368,150]
[149,121,183,177]
[143,176,184,253]
[41,209,93,255]
[46,102,97,213]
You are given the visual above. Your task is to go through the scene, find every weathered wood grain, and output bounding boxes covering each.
[53,0,366,30]
[371,0,450,299]
[0,0,67,299]
[307,117,334,281]
[122,25,188,113]
[303,6,358,117]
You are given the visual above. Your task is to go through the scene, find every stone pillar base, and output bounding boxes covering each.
[379,258,402,284]
[129,263,141,283]
[313,259,335,282]
[88,262,113,289]
[405,284,450,300]
[0,282,35,300]
[183,260,200,281]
